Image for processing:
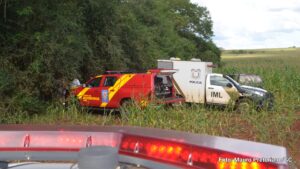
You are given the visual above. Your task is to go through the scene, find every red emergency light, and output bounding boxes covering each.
[207,64,217,68]
[119,134,278,169]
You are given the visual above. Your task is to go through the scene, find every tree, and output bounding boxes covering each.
[0,0,220,114]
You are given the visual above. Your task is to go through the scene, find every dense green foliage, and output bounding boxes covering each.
[0,0,220,114]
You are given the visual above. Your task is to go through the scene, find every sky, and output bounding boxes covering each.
[191,0,300,49]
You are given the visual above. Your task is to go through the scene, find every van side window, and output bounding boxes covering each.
[210,75,231,87]
[86,77,102,88]
[104,76,118,87]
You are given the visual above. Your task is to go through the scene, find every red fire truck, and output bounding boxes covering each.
[70,69,184,109]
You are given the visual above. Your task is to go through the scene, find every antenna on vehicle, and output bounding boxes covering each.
[170,57,181,60]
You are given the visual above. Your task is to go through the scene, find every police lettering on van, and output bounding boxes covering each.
[189,68,202,84]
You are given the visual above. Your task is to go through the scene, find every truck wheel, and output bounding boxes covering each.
[236,98,255,113]
[264,96,274,111]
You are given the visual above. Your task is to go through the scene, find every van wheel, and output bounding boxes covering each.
[120,99,134,113]
[65,96,81,109]
[236,98,255,113]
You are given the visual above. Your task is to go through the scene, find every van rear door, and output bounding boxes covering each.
[154,75,173,99]
[151,70,184,104]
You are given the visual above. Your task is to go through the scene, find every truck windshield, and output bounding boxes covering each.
[225,75,240,86]
[224,75,244,92]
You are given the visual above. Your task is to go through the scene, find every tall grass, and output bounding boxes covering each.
[219,54,300,111]
[219,49,300,166]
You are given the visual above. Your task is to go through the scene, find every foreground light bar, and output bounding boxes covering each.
[0,125,289,169]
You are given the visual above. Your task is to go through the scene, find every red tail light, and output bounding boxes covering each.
[119,134,278,169]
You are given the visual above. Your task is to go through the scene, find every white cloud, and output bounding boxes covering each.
[191,0,300,49]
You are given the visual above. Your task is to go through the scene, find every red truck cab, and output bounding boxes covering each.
[71,69,184,109]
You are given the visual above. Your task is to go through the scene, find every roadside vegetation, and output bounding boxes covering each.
[1,48,298,166]
[0,0,220,116]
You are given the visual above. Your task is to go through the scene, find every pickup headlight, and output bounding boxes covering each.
[254,91,265,97]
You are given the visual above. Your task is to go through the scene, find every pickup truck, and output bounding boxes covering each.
[158,59,273,112]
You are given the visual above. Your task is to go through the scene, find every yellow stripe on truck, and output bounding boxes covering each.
[82,95,100,101]
[77,88,90,99]
[100,74,135,107]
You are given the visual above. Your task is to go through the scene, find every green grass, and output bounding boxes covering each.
[220,48,300,108]
[1,48,299,167]
[222,47,300,59]
[219,48,300,167]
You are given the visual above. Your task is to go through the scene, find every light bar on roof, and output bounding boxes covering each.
[159,69,178,73]
[147,69,178,74]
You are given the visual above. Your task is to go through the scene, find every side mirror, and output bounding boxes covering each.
[226,83,233,88]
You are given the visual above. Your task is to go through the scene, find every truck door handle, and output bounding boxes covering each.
[110,89,115,92]
[208,87,214,89]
